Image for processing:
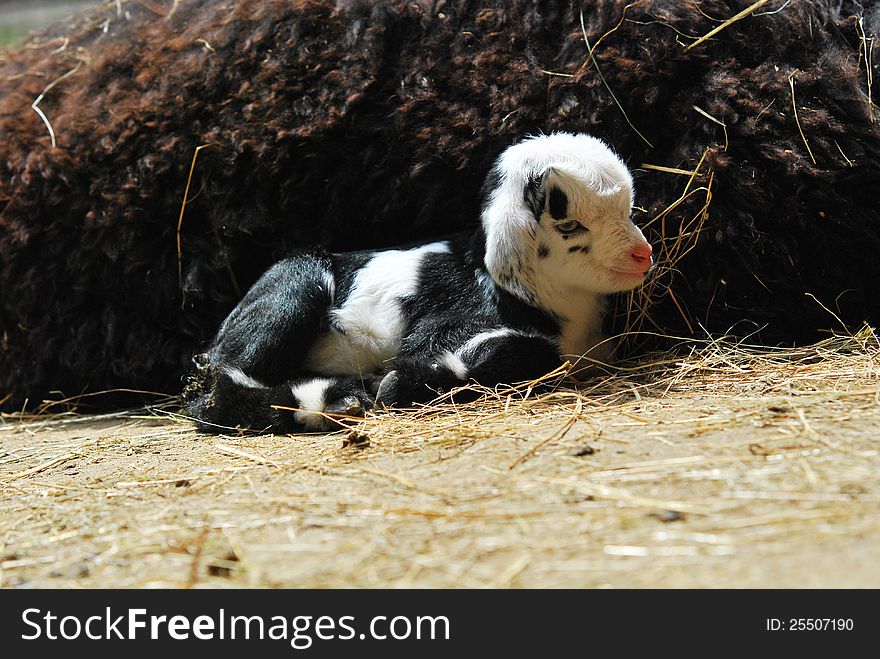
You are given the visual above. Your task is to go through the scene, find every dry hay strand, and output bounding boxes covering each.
[578,6,654,148]
[176,143,212,289]
[684,0,775,51]
[788,69,817,165]
[617,148,714,344]
[855,15,876,123]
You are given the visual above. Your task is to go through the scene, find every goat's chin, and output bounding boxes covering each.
[555,258,650,295]
[575,266,648,294]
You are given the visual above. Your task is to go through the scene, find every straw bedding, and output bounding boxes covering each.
[1,329,878,587]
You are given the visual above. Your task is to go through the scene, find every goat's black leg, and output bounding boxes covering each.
[189,371,378,434]
[377,331,561,406]
[185,252,337,431]
[206,252,335,383]
[271,375,379,434]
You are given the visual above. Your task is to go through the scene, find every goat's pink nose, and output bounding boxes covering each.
[631,242,653,264]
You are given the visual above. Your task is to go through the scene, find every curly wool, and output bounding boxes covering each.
[0,0,878,409]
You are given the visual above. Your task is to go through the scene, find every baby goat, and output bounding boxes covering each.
[186,132,653,433]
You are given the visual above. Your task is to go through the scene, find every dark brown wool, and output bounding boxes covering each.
[0,0,878,410]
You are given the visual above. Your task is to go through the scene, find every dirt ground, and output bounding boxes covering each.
[1,332,879,588]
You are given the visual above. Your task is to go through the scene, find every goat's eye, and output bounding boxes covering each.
[555,220,583,234]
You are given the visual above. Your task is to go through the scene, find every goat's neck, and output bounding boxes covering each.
[532,272,606,359]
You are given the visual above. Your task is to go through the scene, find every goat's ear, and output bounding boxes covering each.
[523,168,556,223]
[523,167,573,224]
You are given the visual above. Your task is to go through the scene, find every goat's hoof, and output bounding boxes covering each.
[375,370,399,405]
[325,395,364,419]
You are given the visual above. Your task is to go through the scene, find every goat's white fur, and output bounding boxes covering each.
[304,242,451,376]
[222,365,266,389]
[289,377,335,430]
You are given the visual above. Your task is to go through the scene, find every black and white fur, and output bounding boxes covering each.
[186,132,654,433]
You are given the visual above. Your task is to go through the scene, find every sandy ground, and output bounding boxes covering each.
[1,335,879,588]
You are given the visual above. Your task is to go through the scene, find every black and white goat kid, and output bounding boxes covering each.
[186,133,654,433]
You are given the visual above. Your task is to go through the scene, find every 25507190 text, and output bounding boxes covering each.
[766,618,854,631]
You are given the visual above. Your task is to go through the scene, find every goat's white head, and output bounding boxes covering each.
[481,132,652,313]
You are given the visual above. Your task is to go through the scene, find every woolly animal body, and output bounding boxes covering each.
[187,133,653,433]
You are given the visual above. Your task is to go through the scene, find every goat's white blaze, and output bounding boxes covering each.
[222,366,265,389]
[437,327,516,381]
[457,327,516,361]
[289,377,335,430]
[438,351,469,379]
[321,270,336,301]
[305,242,450,376]
[440,327,546,380]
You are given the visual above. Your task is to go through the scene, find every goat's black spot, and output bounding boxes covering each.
[481,166,503,211]
[523,174,545,222]
[548,187,568,220]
